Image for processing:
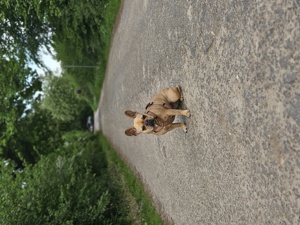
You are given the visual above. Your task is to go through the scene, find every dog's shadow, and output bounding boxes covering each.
[170,100,187,110]
[178,100,188,110]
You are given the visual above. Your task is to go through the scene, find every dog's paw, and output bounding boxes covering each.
[184,110,191,117]
[182,124,188,133]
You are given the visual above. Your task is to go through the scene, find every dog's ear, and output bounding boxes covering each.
[125,110,137,118]
[125,127,138,136]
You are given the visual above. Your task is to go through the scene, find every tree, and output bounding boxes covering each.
[0,1,64,164]
[0,53,42,164]
[0,0,62,65]
[41,74,86,122]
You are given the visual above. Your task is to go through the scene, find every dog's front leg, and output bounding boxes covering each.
[156,123,188,135]
[166,109,191,117]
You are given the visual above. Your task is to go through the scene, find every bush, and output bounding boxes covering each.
[41,74,88,122]
[0,132,131,225]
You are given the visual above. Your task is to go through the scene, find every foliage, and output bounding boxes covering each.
[0,54,41,121]
[0,132,131,225]
[0,54,42,164]
[0,0,51,164]
[51,0,108,110]
[41,74,87,122]
[51,0,121,110]
[0,0,121,165]
[0,0,59,65]
[0,100,83,165]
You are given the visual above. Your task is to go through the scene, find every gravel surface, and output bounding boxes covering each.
[95,0,300,224]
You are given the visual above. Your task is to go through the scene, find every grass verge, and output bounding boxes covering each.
[100,135,165,225]
[92,0,122,109]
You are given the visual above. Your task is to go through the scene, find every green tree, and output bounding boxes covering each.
[0,53,42,164]
[41,74,86,122]
[0,0,61,65]
[50,0,110,109]
[1,101,61,165]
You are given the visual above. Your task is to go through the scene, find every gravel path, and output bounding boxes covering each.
[95,0,300,224]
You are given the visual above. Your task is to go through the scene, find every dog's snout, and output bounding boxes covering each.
[145,119,155,127]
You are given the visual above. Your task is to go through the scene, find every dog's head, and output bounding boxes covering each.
[124,110,156,136]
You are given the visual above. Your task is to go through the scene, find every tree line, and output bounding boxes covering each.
[0,0,130,224]
[1,0,110,165]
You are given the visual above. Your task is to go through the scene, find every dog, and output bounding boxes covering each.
[125,85,190,136]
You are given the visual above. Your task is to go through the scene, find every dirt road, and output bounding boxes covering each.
[96,0,300,224]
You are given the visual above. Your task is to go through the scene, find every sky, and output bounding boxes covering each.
[26,46,62,106]
[30,46,62,76]
[39,51,62,76]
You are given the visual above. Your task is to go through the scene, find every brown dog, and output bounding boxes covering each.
[125,85,190,136]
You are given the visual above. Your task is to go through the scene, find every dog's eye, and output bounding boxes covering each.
[142,115,146,120]
[142,126,146,131]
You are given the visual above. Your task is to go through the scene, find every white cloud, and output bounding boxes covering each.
[29,45,62,76]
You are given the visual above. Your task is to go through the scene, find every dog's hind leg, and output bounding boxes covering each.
[162,85,184,103]
[175,85,184,101]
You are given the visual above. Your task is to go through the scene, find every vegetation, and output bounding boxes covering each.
[51,0,121,109]
[0,0,165,224]
[101,136,165,225]
[0,132,131,225]
[0,0,119,170]
[41,74,87,122]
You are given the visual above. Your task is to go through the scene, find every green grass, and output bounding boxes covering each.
[91,0,122,110]
[100,135,165,225]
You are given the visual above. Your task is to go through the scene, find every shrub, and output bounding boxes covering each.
[0,132,130,225]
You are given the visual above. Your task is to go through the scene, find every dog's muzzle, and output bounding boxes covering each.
[145,119,155,127]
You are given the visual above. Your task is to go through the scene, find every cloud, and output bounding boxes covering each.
[29,45,62,76]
